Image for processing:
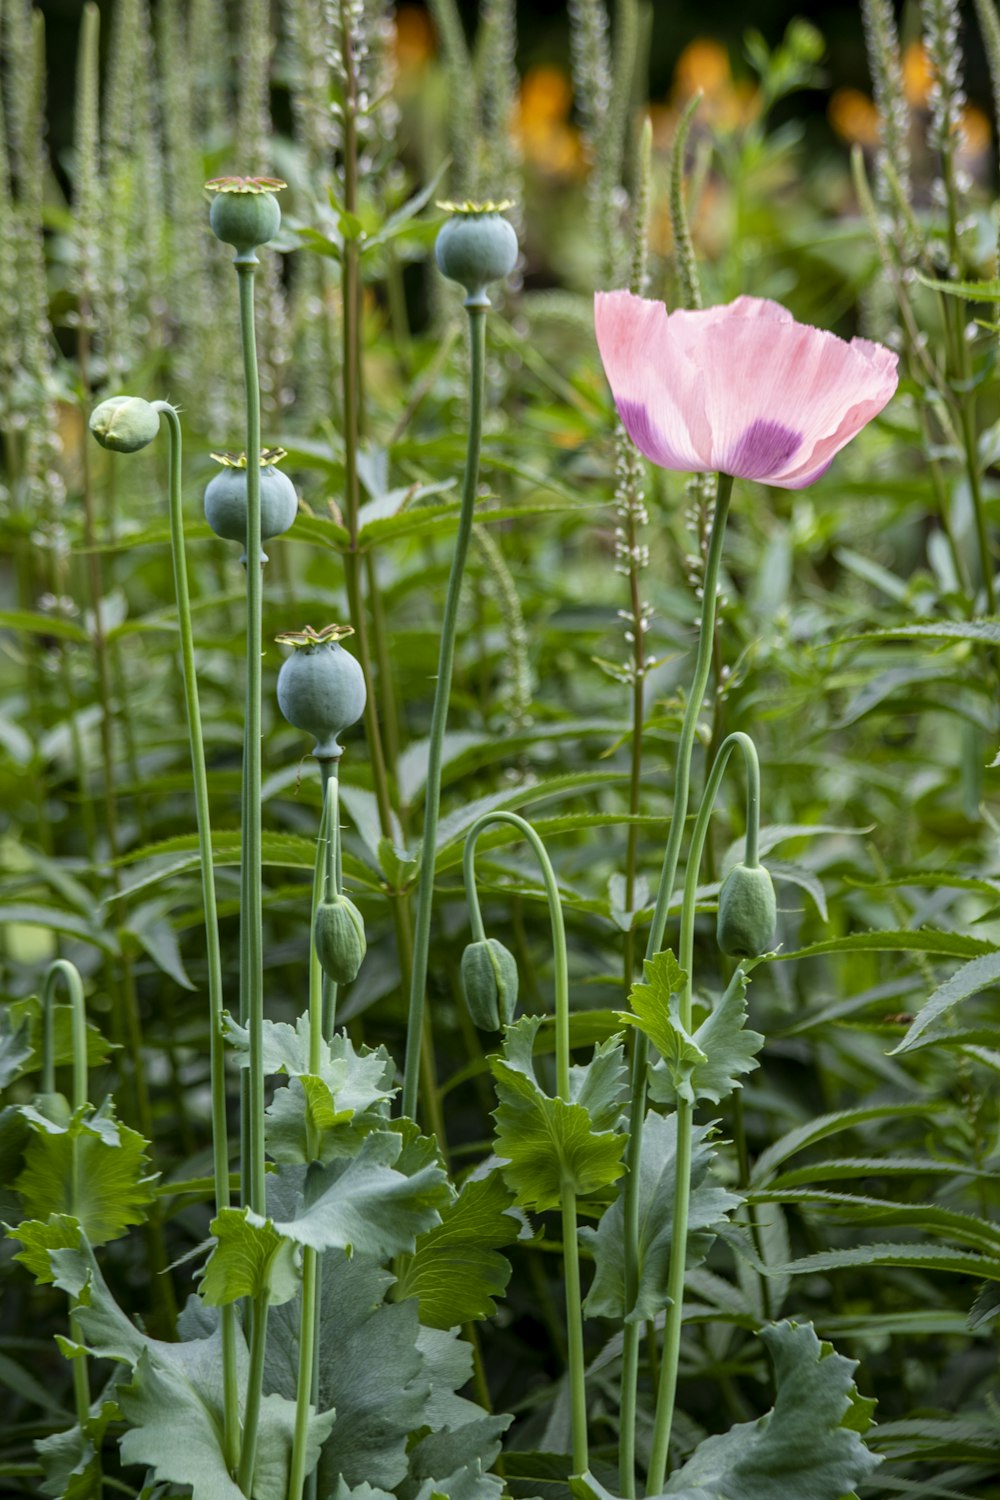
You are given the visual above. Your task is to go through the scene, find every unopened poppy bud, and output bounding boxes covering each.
[89,396,160,454]
[206,176,285,254]
[314,893,367,985]
[460,938,519,1030]
[435,201,518,306]
[276,624,367,760]
[716,862,776,958]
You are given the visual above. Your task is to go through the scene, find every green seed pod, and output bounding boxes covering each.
[276,624,367,760]
[435,201,518,305]
[314,893,367,986]
[206,175,285,253]
[89,396,160,453]
[203,449,298,561]
[460,938,519,1031]
[716,862,776,959]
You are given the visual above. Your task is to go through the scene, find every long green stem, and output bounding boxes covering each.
[618,473,733,1496]
[234,248,266,1495]
[463,810,588,1474]
[402,302,487,1122]
[646,732,757,1493]
[288,768,336,1500]
[42,961,96,1483]
[152,403,239,1473]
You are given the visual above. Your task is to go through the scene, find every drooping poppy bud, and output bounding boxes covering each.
[716,862,776,959]
[314,893,367,985]
[460,937,519,1030]
[89,396,160,453]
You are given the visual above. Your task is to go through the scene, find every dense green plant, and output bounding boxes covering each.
[4,1,1000,1499]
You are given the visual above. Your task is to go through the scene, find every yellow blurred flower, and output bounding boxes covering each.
[960,103,991,157]
[394,5,435,73]
[902,40,932,107]
[671,37,759,130]
[516,65,584,177]
[828,87,881,148]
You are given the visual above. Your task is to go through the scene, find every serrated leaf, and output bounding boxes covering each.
[37,1398,120,1500]
[15,1098,156,1245]
[581,1112,741,1323]
[260,1129,450,1258]
[625,956,763,1107]
[892,950,1000,1054]
[6,1211,81,1283]
[490,1019,627,1211]
[200,1207,300,1307]
[394,1168,518,1328]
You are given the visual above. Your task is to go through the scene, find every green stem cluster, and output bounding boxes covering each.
[618,472,734,1495]
[402,302,488,1123]
[463,811,588,1475]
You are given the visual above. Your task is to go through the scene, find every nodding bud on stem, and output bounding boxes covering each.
[275,624,367,760]
[89,396,160,453]
[460,938,519,1030]
[205,176,286,254]
[434,201,519,306]
[716,862,776,959]
[314,893,367,986]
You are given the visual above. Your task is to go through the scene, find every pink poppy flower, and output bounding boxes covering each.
[594,291,899,489]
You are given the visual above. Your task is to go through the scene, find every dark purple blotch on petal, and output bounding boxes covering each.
[617,397,685,470]
[725,419,801,480]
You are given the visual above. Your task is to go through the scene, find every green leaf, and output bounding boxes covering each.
[15,1098,156,1245]
[6,1211,81,1283]
[491,1018,627,1211]
[914,272,1000,301]
[37,1399,120,1500]
[6,994,115,1077]
[394,1168,519,1328]
[200,1207,300,1307]
[772,1241,1000,1282]
[583,1320,881,1498]
[891,950,1000,1054]
[0,1004,33,1088]
[581,1112,741,1323]
[776,929,998,961]
[261,1129,451,1258]
[751,1101,948,1185]
[624,956,764,1107]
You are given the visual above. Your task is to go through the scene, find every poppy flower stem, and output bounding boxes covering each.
[647,732,757,1495]
[402,302,487,1124]
[289,768,337,1500]
[463,810,588,1475]
[151,401,241,1472]
[618,471,733,1497]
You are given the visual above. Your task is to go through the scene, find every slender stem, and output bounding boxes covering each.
[618,473,733,1496]
[288,770,336,1500]
[646,731,756,1493]
[152,403,239,1473]
[463,810,587,1473]
[42,962,96,1478]
[233,248,266,1495]
[402,302,487,1122]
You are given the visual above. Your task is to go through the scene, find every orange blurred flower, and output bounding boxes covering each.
[828,87,881,148]
[902,40,932,107]
[960,104,991,157]
[394,5,435,73]
[671,37,760,130]
[516,65,584,177]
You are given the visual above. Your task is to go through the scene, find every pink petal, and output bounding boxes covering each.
[593,291,712,472]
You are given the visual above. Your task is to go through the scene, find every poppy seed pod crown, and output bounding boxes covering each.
[206,176,285,255]
[275,624,367,760]
[203,449,298,562]
[435,201,519,307]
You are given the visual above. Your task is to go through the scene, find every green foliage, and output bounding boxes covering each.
[491,1017,627,1210]
[394,1168,519,1327]
[200,1207,300,1307]
[581,1112,740,1323]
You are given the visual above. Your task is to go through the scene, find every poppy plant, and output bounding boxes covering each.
[594,290,898,488]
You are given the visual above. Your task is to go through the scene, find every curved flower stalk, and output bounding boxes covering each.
[593,289,898,1494]
[401,203,518,1124]
[463,810,589,1475]
[88,393,239,1469]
